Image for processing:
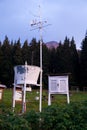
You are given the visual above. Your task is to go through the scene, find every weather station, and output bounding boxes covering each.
[30,5,51,112]
[12,62,42,113]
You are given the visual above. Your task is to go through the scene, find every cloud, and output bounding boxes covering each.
[0,0,87,48]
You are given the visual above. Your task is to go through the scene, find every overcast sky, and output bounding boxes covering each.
[0,0,87,49]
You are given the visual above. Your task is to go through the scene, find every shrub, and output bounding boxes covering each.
[0,101,87,130]
[40,102,87,130]
[23,110,40,130]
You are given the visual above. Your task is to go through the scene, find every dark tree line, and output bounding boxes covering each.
[0,34,87,89]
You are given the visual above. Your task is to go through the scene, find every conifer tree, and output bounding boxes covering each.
[30,38,40,66]
[12,38,23,65]
[70,37,80,86]
[22,40,31,64]
[0,36,13,86]
[80,31,87,87]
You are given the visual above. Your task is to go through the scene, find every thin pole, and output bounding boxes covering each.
[12,83,16,112]
[12,67,16,112]
[39,5,42,112]
[30,5,45,112]
[22,61,27,113]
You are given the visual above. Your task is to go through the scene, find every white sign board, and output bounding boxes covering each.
[14,65,41,85]
[15,90,22,101]
[49,76,68,93]
[26,87,32,92]
[13,64,42,113]
[48,75,70,105]
[0,89,3,100]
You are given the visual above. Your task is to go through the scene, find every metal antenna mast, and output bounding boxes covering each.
[30,5,48,112]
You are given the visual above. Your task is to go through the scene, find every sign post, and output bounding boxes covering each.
[48,75,70,105]
[12,62,42,113]
[0,84,6,101]
[30,5,50,112]
[22,61,27,113]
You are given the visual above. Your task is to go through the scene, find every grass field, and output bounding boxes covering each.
[0,88,87,114]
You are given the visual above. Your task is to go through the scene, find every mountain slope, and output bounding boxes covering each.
[46,41,59,49]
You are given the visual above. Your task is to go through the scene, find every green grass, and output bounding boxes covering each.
[0,89,87,114]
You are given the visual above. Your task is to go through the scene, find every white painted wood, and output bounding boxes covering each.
[48,75,70,105]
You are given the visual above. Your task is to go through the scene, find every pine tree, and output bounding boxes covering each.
[12,38,23,65]
[49,48,56,73]
[70,37,80,86]
[80,31,87,87]
[30,38,40,66]
[0,36,13,87]
[61,36,71,73]
[42,43,50,87]
[22,40,31,64]
[56,41,64,73]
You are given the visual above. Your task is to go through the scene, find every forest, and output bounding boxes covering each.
[0,34,87,90]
